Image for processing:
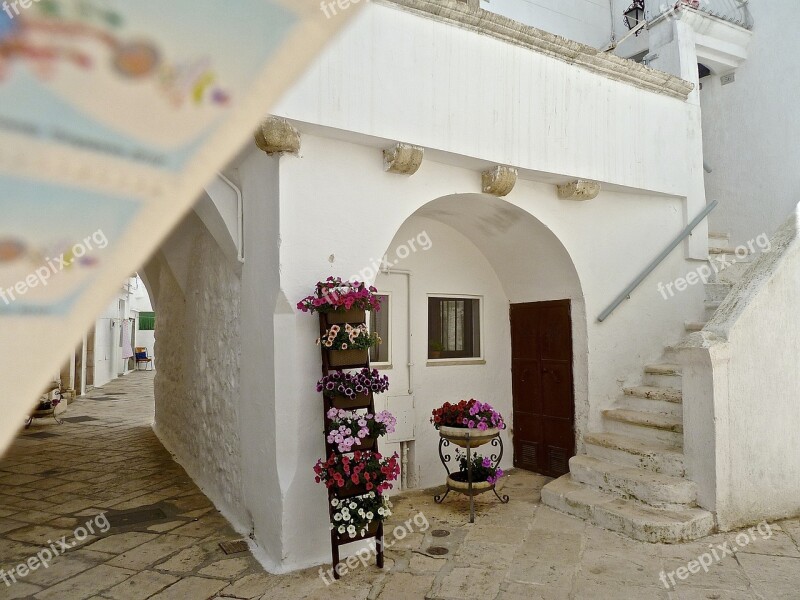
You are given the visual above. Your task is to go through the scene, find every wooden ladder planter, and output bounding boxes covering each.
[318,309,384,579]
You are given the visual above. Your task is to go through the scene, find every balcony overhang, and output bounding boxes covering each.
[651,6,753,74]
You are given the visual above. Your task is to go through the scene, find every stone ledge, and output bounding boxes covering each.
[379,0,694,100]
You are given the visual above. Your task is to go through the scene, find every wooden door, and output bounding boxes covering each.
[510,300,575,477]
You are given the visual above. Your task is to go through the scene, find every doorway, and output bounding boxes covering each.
[510,300,575,478]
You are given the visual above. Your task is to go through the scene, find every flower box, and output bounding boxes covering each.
[326,308,366,325]
[330,393,372,410]
[336,520,379,543]
[439,425,499,449]
[328,349,369,368]
[338,482,370,498]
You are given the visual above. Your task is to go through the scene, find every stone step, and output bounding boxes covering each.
[569,455,696,509]
[708,257,751,285]
[620,386,681,418]
[584,432,685,477]
[708,246,750,257]
[705,282,733,302]
[623,386,682,403]
[685,321,706,333]
[704,300,722,320]
[708,232,730,251]
[603,409,683,446]
[643,363,682,388]
[541,475,715,543]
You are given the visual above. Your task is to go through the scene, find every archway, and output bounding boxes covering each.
[372,193,587,487]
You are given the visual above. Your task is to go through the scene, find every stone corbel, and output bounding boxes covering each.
[384,143,424,175]
[482,165,517,197]
[254,116,301,155]
[556,179,601,201]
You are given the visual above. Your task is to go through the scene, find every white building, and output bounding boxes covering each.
[59,275,154,398]
[136,0,800,573]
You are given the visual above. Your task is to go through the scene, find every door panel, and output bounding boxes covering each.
[510,300,575,478]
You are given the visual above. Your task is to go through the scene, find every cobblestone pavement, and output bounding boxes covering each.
[1,371,799,599]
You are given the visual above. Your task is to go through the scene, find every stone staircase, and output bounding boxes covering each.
[541,232,749,543]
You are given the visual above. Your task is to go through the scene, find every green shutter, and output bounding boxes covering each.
[139,312,156,331]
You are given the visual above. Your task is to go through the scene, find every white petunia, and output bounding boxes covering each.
[334,513,342,521]
[338,525,346,534]
[366,512,374,520]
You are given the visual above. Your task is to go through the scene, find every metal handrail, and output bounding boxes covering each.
[597,199,719,322]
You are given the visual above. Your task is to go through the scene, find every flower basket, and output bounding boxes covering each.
[339,482,370,498]
[326,308,366,325]
[330,392,372,410]
[447,472,494,496]
[328,349,369,368]
[336,520,379,543]
[439,425,499,449]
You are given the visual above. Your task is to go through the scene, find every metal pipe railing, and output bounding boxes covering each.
[597,199,719,322]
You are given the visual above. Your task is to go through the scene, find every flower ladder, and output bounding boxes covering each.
[318,309,384,579]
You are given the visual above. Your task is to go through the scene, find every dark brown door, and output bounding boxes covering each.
[510,300,575,477]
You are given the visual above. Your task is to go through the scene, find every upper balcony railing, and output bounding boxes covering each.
[649,0,753,30]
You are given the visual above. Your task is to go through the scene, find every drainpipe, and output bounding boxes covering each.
[216,172,245,264]
[401,441,410,489]
[381,267,413,396]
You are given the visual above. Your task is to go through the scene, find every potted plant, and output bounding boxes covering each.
[298,277,383,324]
[317,368,390,409]
[447,454,504,495]
[314,450,400,496]
[330,492,392,540]
[34,391,61,416]
[317,324,381,368]
[429,340,445,360]
[431,399,506,448]
[326,408,397,452]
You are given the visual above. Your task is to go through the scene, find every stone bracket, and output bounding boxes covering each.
[557,179,601,201]
[254,116,301,155]
[384,143,424,175]
[482,165,517,197]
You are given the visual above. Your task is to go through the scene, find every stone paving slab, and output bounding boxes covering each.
[1,371,799,599]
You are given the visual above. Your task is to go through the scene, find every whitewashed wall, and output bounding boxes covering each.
[480,0,612,47]
[148,214,248,537]
[701,0,800,247]
[679,206,800,528]
[376,217,513,488]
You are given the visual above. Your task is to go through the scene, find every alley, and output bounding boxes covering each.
[1,372,799,599]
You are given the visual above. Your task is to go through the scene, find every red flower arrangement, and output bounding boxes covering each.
[431,399,505,431]
[313,450,400,494]
[297,277,382,314]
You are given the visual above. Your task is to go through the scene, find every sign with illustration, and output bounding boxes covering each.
[0,0,295,170]
[0,177,139,314]
[0,0,363,454]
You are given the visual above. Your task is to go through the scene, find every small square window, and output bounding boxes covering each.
[428,297,481,359]
[369,294,390,364]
